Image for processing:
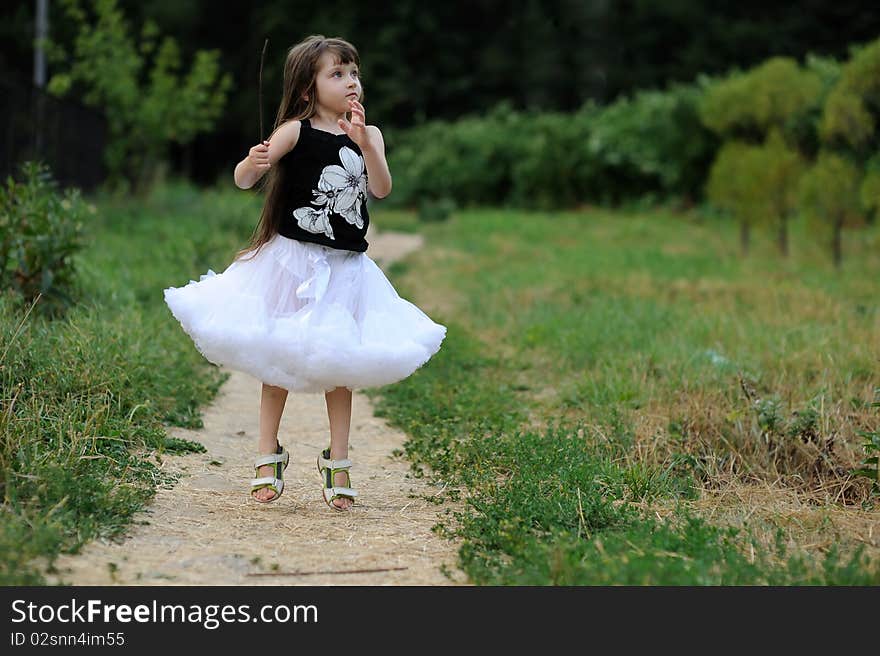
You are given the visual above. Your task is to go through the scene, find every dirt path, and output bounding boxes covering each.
[49,226,468,586]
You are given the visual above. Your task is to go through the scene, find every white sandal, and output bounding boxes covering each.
[250,443,290,503]
[316,447,358,511]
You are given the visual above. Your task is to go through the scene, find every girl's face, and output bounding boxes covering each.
[312,51,362,114]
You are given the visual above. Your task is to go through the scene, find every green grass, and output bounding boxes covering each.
[365,205,880,584]
[3,177,877,584]
[0,180,259,584]
[367,322,876,584]
[368,204,423,233]
[394,207,878,479]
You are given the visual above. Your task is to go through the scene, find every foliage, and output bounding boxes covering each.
[757,128,807,254]
[509,105,599,209]
[44,0,232,194]
[387,85,715,210]
[705,141,765,244]
[698,56,823,141]
[585,82,717,203]
[385,102,526,209]
[417,196,457,223]
[784,54,843,159]
[852,388,880,496]
[799,152,864,230]
[759,129,807,213]
[0,161,89,318]
[859,153,880,221]
[820,38,880,151]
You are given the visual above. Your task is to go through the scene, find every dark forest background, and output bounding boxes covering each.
[3,0,880,186]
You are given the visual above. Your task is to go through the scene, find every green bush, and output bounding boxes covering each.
[386,101,526,209]
[585,82,716,203]
[509,107,601,209]
[0,161,90,318]
[387,86,714,211]
[417,196,457,222]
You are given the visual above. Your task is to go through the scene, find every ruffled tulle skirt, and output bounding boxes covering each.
[163,233,447,393]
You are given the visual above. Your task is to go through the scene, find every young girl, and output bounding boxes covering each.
[163,35,446,511]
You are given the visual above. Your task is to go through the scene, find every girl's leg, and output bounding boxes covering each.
[254,382,289,502]
[324,385,353,509]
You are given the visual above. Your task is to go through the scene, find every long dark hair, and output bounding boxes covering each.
[234,35,362,262]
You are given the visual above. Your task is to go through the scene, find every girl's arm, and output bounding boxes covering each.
[234,120,302,189]
[362,125,392,199]
[339,100,392,198]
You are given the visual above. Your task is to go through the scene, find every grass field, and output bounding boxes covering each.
[0,182,252,583]
[2,180,877,584]
[366,203,880,583]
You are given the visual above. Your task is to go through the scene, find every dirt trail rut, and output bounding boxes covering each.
[50,226,468,586]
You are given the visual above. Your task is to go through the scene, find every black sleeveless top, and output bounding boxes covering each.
[276,118,370,252]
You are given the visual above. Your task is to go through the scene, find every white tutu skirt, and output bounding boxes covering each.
[163,233,447,393]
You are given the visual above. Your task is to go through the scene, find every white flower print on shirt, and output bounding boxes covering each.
[292,146,368,239]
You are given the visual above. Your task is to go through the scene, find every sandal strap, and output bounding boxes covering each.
[323,486,358,499]
[251,478,284,497]
[318,455,352,470]
[254,450,289,469]
[251,475,283,488]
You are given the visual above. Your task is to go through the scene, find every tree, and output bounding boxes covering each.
[758,129,806,257]
[705,141,765,255]
[798,152,863,269]
[44,0,232,195]
[801,36,880,265]
[859,154,880,225]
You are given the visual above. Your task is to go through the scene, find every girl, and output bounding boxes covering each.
[163,35,447,511]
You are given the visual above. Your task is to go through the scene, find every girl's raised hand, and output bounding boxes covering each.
[248,140,271,171]
[338,100,372,149]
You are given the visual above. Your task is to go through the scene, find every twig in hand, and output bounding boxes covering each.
[259,38,269,142]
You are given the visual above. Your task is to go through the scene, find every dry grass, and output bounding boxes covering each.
[686,479,879,565]
[393,210,879,577]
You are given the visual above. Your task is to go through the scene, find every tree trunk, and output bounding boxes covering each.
[777,215,788,257]
[832,217,843,269]
[739,221,750,255]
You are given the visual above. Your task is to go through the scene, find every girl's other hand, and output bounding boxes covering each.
[338,100,372,149]
[248,140,271,170]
